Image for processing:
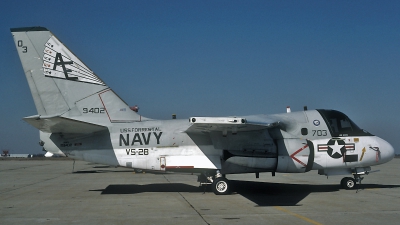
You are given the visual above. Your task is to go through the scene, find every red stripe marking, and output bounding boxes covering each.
[318,146,328,151]
[290,145,308,167]
[165,166,194,169]
[98,89,112,122]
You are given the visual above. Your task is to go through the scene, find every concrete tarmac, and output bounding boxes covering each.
[1,158,399,225]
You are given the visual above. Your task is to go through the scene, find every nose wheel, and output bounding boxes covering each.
[341,177,356,189]
[341,174,364,190]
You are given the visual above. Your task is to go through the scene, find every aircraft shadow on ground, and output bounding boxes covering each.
[89,180,400,206]
[73,166,139,173]
[74,167,165,174]
[73,169,134,174]
[232,181,400,206]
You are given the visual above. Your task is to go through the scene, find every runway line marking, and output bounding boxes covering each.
[274,206,322,225]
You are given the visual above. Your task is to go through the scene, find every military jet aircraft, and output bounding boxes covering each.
[11,27,395,195]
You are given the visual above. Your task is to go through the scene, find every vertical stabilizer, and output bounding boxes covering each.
[11,27,145,125]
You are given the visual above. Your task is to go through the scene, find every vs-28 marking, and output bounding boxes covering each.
[126,148,149,156]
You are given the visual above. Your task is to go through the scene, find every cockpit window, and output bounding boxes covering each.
[317,109,373,137]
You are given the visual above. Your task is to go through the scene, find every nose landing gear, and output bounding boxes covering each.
[341,168,369,190]
[341,175,364,190]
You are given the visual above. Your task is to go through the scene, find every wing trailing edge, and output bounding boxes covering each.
[23,115,107,134]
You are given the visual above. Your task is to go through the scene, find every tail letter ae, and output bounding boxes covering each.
[53,53,77,80]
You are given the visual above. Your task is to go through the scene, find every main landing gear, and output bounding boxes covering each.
[198,170,231,195]
[213,177,230,195]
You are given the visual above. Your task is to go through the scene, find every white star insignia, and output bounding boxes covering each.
[330,141,343,156]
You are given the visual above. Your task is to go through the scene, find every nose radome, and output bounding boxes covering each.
[376,137,395,164]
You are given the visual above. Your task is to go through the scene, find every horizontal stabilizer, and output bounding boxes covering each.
[186,117,280,134]
[23,115,107,134]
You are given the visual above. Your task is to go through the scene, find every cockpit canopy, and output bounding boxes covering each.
[317,109,373,137]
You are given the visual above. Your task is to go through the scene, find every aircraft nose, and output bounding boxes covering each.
[376,137,395,164]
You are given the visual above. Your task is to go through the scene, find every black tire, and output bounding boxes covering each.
[340,177,346,188]
[341,177,356,189]
[212,177,230,195]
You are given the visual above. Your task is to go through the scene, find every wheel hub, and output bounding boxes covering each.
[216,181,227,192]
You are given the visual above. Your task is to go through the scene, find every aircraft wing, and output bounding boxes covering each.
[185,116,280,134]
[23,115,107,134]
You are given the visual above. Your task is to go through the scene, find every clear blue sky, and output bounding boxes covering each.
[1,0,399,154]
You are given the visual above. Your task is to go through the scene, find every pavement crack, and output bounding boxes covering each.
[162,174,210,225]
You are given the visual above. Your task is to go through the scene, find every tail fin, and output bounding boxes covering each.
[11,27,145,125]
